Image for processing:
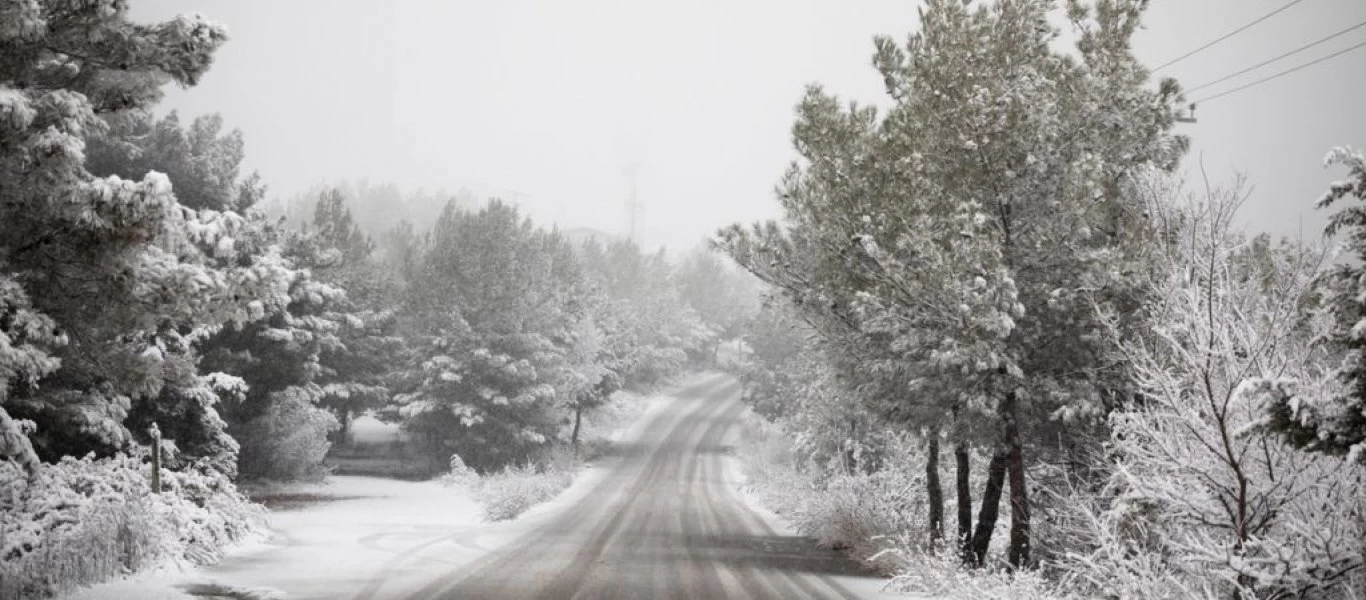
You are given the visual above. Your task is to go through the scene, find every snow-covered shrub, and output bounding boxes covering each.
[735,415,946,574]
[469,446,576,522]
[234,386,339,481]
[0,454,263,598]
[884,549,1064,600]
[440,453,479,488]
[1078,183,1366,599]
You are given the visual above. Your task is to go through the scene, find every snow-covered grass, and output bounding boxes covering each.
[59,475,486,600]
[881,549,1062,600]
[1,454,262,599]
[463,450,576,521]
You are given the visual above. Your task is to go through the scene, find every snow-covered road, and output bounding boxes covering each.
[399,372,892,599]
[64,372,898,600]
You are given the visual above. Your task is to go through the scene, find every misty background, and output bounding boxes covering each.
[128,0,1366,249]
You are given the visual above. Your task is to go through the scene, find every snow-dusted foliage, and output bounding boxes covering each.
[718,0,1187,567]
[196,229,350,479]
[0,454,262,599]
[739,301,894,474]
[578,239,713,387]
[675,247,762,363]
[1078,183,1366,599]
[232,384,339,481]
[0,1,297,468]
[390,201,582,472]
[557,311,622,449]
[468,448,575,522]
[86,111,266,212]
[886,549,1063,600]
[0,279,62,476]
[1262,146,1366,463]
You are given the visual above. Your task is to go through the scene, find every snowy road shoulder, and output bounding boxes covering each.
[60,475,485,600]
[719,413,915,600]
[58,386,679,600]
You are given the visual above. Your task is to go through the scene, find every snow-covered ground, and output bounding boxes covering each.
[720,416,911,600]
[60,476,480,600]
[60,382,912,600]
[60,391,673,600]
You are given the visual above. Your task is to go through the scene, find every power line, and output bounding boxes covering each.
[1191,38,1366,104]
[1186,18,1366,94]
[1154,0,1313,72]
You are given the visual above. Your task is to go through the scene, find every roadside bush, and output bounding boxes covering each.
[469,446,576,521]
[235,387,339,481]
[884,549,1063,600]
[735,415,942,574]
[0,454,263,599]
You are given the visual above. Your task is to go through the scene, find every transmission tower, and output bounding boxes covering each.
[620,131,647,243]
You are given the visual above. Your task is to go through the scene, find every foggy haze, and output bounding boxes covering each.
[129,0,1366,250]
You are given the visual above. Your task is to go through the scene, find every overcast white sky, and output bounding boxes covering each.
[131,0,1366,251]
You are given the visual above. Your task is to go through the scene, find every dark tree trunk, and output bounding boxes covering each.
[955,442,973,563]
[571,405,584,453]
[926,435,944,547]
[969,448,1008,566]
[1003,392,1030,569]
[338,409,352,445]
[844,419,858,474]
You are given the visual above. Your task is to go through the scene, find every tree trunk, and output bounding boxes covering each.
[149,423,162,494]
[955,442,973,563]
[926,435,944,547]
[843,419,858,474]
[571,405,584,455]
[1003,392,1030,569]
[969,448,1008,566]
[338,409,352,445]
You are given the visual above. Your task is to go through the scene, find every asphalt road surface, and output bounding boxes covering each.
[402,373,879,600]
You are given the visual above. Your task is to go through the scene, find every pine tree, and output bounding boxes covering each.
[86,111,265,212]
[0,2,294,470]
[719,0,1187,566]
[306,189,400,443]
[1263,147,1366,463]
[391,201,583,472]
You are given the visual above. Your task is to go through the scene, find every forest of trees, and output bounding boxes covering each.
[0,4,758,596]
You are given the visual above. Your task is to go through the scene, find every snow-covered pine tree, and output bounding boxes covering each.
[1262,147,1366,463]
[300,189,401,443]
[0,2,294,469]
[578,239,709,386]
[86,111,265,212]
[719,0,1187,567]
[391,200,584,472]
